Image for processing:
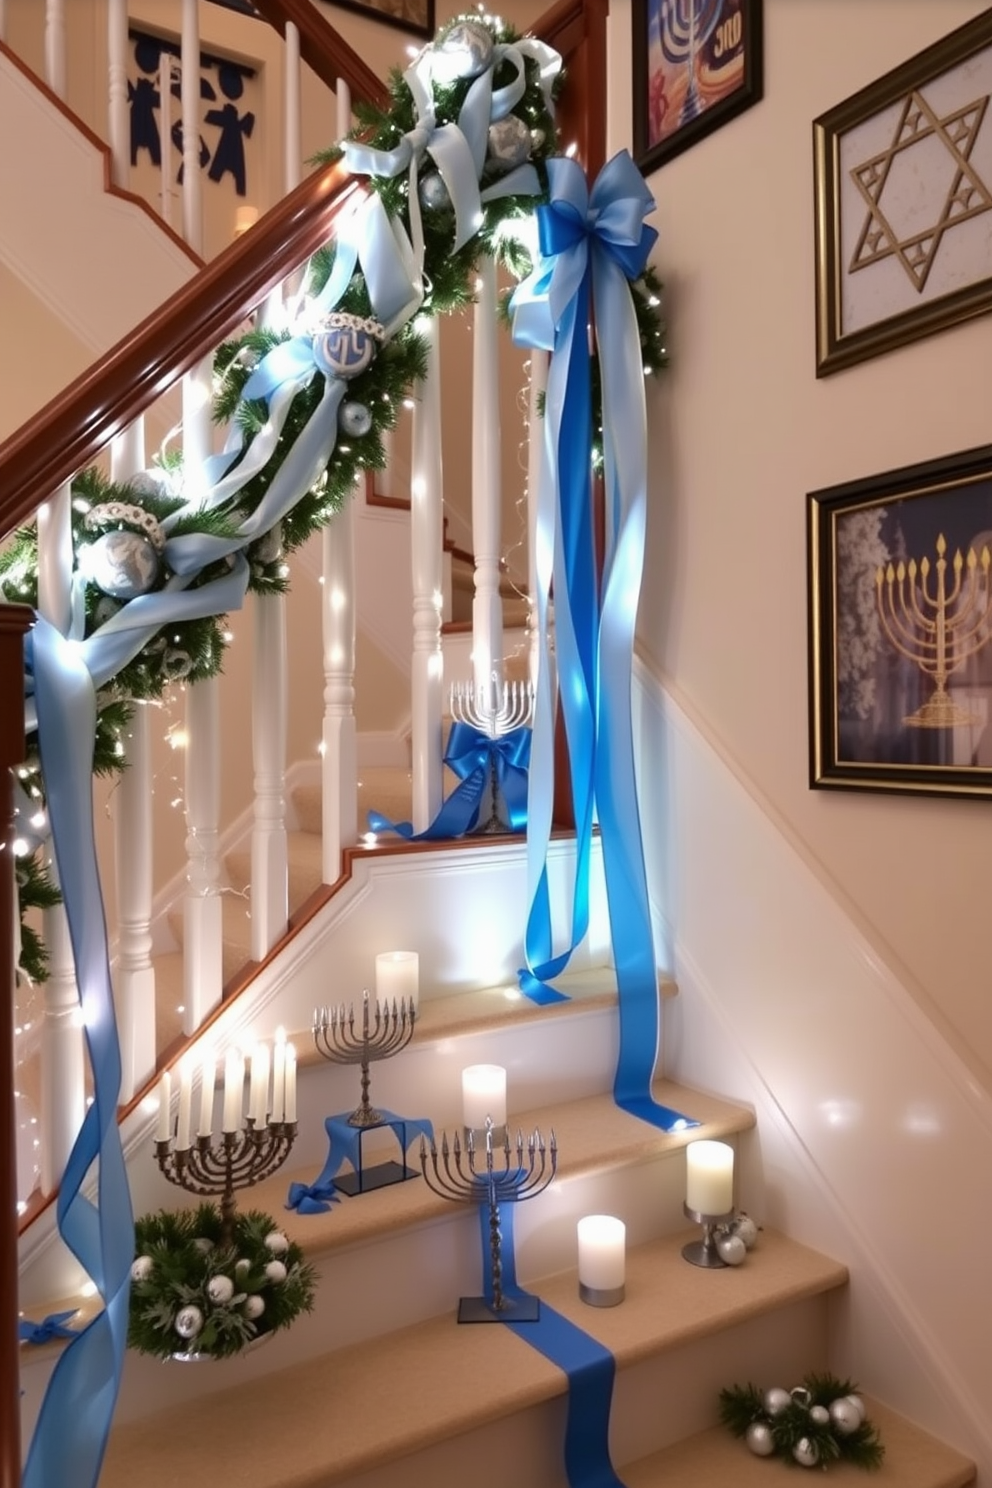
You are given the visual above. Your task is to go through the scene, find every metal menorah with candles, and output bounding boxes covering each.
[312,989,416,1129]
[420,1114,557,1323]
[449,669,534,833]
[154,1037,297,1245]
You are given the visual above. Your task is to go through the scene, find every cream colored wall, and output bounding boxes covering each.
[606,0,992,1089]
[0,262,93,440]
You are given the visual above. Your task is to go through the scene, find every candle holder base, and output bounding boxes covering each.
[335,1157,418,1197]
[681,1201,734,1268]
[579,1281,625,1308]
[457,1294,541,1324]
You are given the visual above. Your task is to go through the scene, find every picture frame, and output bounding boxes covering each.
[808,444,992,799]
[317,0,434,40]
[813,10,992,376]
[632,0,763,173]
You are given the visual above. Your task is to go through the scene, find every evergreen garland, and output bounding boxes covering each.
[719,1373,885,1470]
[128,1204,317,1360]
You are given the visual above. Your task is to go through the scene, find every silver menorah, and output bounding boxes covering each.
[155,1120,296,1248]
[420,1115,557,1323]
[449,669,534,833]
[312,990,415,1130]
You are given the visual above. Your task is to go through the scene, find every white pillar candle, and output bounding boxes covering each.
[197,1056,215,1139]
[462,1064,506,1129]
[156,1070,171,1143]
[271,1026,286,1122]
[577,1215,626,1291]
[222,1048,244,1133]
[176,1062,193,1151]
[284,1044,297,1123]
[686,1140,734,1216]
[375,951,419,1010]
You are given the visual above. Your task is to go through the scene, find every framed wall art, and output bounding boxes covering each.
[632,0,763,173]
[808,444,992,799]
[813,10,992,376]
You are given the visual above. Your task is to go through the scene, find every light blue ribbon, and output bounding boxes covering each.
[511,154,694,1134]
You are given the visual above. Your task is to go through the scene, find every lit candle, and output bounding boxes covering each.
[462,1064,506,1129]
[197,1056,215,1139]
[284,1044,297,1123]
[685,1140,734,1217]
[176,1062,193,1151]
[248,1042,270,1127]
[577,1215,626,1292]
[222,1048,244,1133]
[271,1027,286,1122]
[375,951,419,1010]
[156,1070,171,1144]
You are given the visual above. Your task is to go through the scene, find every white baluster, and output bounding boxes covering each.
[110,422,156,1102]
[159,51,175,229]
[321,501,357,882]
[181,360,222,1030]
[526,348,548,689]
[410,319,444,832]
[36,484,84,1193]
[472,255,504,695]
[180,0,202,254]
[285,21,301,191]
[44,0,66,100]
[106,0,130,189]
[250,568,289,960]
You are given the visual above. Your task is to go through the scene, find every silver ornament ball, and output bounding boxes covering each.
[762,1387,792,1418]
[207,1275,235,1305]
[418,171,451,212]
[809,1404,830,1427]
[792,1436,820,1469]
[845,1394,866,1424]
[235,1258,252,1275]
[745,1421,776,1458]
[339,401,373,438]
[174,1304,204,1340]
[829,1397,863,1435]
[730,1211,759,1249]
[435,21,494,81]
[244,1295,265,1320]
[715,1231,747,1266]
[192,1237,215,1254]
[81,530,160,599]
[264,1259,288,1284]
[130,1255,153,1283]
[487,114,532,171]
[313,321,377,380]
[264,1232,290,1255]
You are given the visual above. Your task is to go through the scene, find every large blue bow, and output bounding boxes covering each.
[18,1310,80,1345]
[510,153,692,1134]
[369,721,530,840]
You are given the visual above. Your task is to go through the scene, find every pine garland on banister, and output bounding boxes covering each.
[719,1373,885,1470]
[2,11,669,984]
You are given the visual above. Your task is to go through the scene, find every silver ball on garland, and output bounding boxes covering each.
[339,401,372,438]
[244,1295,265,1320]
[487,114,532,172]
[207,1275,235,1305]
[809,1404,830,1427]
[745,1421,776,1458]
[162,648,193,681]
[130,468,171,499]
[715,1231,746,1266]
[829,1396,864,1434]
[235,1258,252,1275]
[264,1232,289,1255]
[762,1387,792,1418]
[174,1304,204,1340]
[192,1237,215,1254]
[792,1437,820,1468]
[130,1255,154,1282]
[844,1394,866,1425]
[80,530,160,599]
[530,127,546,151]
[254,527,283,565]
[418,171,450,213]
[435,20,494,81]
[264,1259,288,1284]
[730,1211,759,1249]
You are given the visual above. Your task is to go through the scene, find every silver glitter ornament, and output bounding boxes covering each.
[792,1437,820,1468]
[745,1421,776,1458]
[763,1387,792,1418]
[339,401,373,438]
[207,1275,235,1304]
[174,1304,204,1340]
[264,1232,289,1255]
[130,1255,153,1282]
[81,530,160,599]
[264,1260,287,1284]
[435,21,494,81]
[487,114,531,172]
[715,1231,746,1266]
[418,171,450,212]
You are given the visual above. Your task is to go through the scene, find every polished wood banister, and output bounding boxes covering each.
[251,0,389,109]
[0,162,360,536]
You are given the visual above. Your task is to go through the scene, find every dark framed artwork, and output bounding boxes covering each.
[813,10,992,376]
[318,0,434,39]
[808,444,992,799]
[632,0,763,172]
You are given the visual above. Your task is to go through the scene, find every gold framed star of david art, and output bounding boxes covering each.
[814,9,992,376]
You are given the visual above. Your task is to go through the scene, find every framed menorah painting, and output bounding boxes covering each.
[632,0,763,173]
[814,10,992,376]
[808,444,992,799]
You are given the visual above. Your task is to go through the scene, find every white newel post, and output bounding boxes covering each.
[526,348,548,688]
[250,568,289,960]
[472,256,504,696]
[44,0,66,100]
[107,0,130,190]
[321,501,357,883]
[180,0,203,254]
[182,360,223,1030]
[36,484,85,1193]
[110,421,156,1103]
[410,319,445,831]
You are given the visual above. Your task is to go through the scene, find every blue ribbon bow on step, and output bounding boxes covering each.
[368,721,530,839]
[18,1310,80,1345]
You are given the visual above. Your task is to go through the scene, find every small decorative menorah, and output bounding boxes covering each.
[155,1121,296,1248]
[420,1115,557,1323]
[449,669,535,833]
[312,991,415,1129]
[875,534,992,728]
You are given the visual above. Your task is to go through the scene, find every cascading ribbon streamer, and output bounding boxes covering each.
[511,153,695,1133]
[479,1204,626,1488]
[367,720,530,839]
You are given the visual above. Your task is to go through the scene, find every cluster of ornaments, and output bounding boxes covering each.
[714,1210,759,1266]
[131,1229,291,1347]
[746,1386,869,1468]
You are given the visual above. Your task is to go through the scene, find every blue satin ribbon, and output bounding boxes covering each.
[18,1310,80,1345]
[511,154,694,1136]
[286,1108,433,1214]
[478,1204,626,1487]
[369,721,530,840]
